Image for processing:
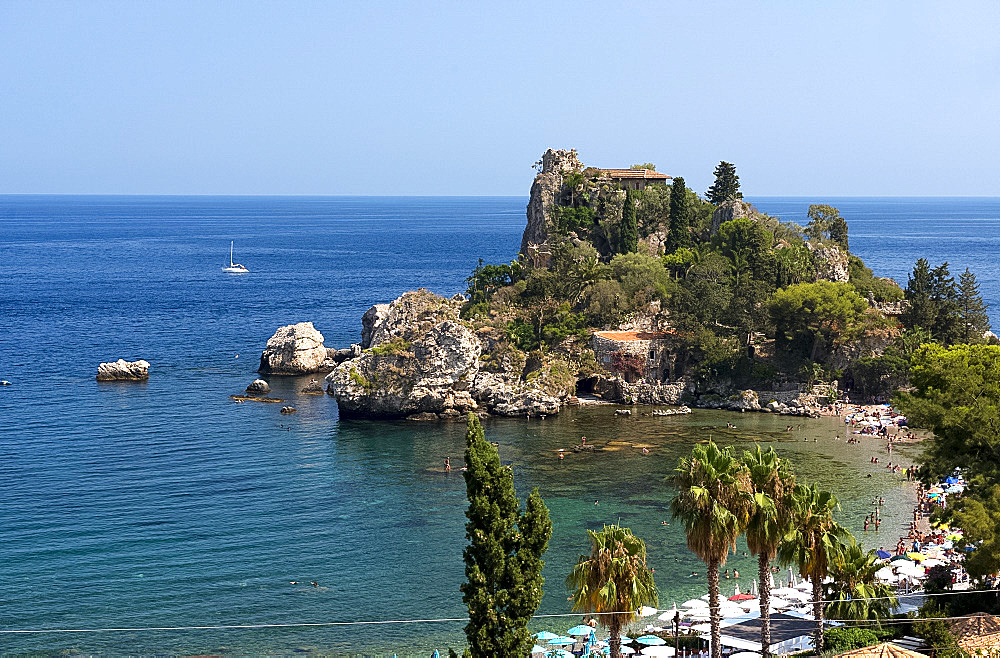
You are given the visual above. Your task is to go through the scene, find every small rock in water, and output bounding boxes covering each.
[300,379,324,394]
[96,359,150,381]
[280,406,297,414]
[246,379,271,394]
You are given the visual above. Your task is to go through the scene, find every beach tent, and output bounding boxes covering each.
[834,641,929,657]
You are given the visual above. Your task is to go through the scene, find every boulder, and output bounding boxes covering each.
[326,291,482,418]
[729,389,761,412]
[246,379,271,394]
[258,322,328,375]
[280,406,296,414]
[710,198,758,235]
[96,359,149,381]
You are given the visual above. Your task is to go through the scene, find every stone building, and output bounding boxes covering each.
[597,168,671,191]
[592,330,674,383]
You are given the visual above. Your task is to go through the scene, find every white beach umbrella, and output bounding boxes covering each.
[875,566,897,581]
[730,652,762,658]
[638,606,658,617]
[657,604,680,622]
[738,599,758,612]
[749,579,759,596]
[686,609,711,621]
[690,623,712,633]
[682,598,708,608]
[640,647,676,657]
[699,593,711,601]
[733,582,741,596]
[768,596,793,610]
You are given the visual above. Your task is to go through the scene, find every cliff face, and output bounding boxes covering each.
[520,148,582,266]
[325,290,576,419]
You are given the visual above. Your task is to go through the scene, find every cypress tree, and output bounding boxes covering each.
[957,268,991,343]
[706,161,742,205]
[620,191,638,254]
[667,176,691,252]
[461,413,552,657]
[903,258,936,331]
[828,214,849,251]
[930,262,961,344]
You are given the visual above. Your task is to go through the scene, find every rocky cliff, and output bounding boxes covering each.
[520,149,582,267]
[325,290,576,419]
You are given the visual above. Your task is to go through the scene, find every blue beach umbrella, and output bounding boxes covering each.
[431,651,440,658]
[636,634,667,645]
[568,624,595,635]
[534,631,559,641]
[876,549,892,559]
[547,635,576,646]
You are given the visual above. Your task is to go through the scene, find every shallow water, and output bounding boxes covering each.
[0,195,984,654]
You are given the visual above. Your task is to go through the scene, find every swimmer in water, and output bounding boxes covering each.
[310,581,318,588]
[444,457,451,472]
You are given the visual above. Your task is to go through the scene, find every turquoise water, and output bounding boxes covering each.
[0,196,993,654]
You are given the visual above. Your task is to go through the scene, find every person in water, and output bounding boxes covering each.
[444,457,451,472]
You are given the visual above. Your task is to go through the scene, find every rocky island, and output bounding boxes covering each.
[296,149,994,420]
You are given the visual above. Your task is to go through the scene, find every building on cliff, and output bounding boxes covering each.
[592,330,675,384]
[596,168,671,190]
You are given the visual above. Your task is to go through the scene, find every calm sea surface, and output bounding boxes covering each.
[1,196,998,655]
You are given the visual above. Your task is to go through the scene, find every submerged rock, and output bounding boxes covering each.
[258,322,328,375]
[246,379,271,394]
[96,359,150,381]
[280,406,296,414]
[300,379,324,394]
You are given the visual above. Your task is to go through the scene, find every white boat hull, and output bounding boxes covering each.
[222,266,249,274]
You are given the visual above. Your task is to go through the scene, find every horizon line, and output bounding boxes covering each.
[2,193,1000,199]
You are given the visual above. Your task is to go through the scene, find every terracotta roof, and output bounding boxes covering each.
[950,612,1000,640]
[835,642,929,658]
[598,168,671,180]
[594,330,673,342]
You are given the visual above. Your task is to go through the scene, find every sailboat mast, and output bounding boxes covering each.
[230,241,234,267]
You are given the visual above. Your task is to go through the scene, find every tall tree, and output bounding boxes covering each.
[778,484,849,654]
[567,524,658,658]
[930,262,961,344]
[902,258,936,331]
[461,413,552,657]
[706,161,742,205]
[828,214,849,251]
[671,441,753,658]
[957,267,991,343]
[742,446,796,658]
[667,177,691,252]
[805,205,843,244]
[620,191,638,254]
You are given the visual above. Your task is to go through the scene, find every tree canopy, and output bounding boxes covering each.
[706,161,741,205]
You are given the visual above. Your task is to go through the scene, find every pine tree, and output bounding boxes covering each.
[930,262,961,345]
[706,161,742,205]
[461,413,552,657]
[619,191,638,254]
[902,258,936,331]
[667,176,691,252]
[957,268,991,343]
[828,214,849,251]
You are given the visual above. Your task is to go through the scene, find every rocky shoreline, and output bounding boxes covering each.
[251,289,829,421]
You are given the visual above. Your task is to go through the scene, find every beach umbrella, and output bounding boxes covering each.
[568,625,594,636]
[729,593,755,601]
[946,532,963,541]
[890,554,911,562]
[738,599,758,612]
[639,647,676,657]
[749,579,758,596]
[535,631,559,641]
[768,596,792,610]
[876,549,892,559]
[531,645,548,654]
[636,635,666,645]
[547,636,575,646]
[638,606,658,617]
[875,566,896,580]
[922,559,946,568]
[658,604,680,622]
[685,609,710,621]
[907,552,926,561]
[682,598,708,608]
[730,653,762,658]
[733,582,741,596]
[431,651,440,658]
[690,623,712,633]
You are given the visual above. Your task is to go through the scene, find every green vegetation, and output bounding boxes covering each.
[706,161,741,205]
[461,414,551,657]
[566,524,657,658]
[367,336,412,357]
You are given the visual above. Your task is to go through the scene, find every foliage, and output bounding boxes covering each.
[902,258,936,331]
[672,441,753,658]
[552,205,597,234]
[619,191,638,254]
[610,351,645,382]
[505,302,588,351]
[957,267,992,343]
[894,343,1000,486]
[847,255,904,303]
[805,205,849,251]
[824,538,898,621]
[609,251,671,304]
[465,258,522,306]
[715,218,776,335]
[567,524,657,658]
[667,177,691,252]
[770,281,868,362]
[844,353,909,401]
[631,162,657,170]
[822,627,883,653]
[706,161,742,205]
[911,602,964,658]
[367,336,412,357]
[774,243,816,288]
[461,414,552,657]
[946,484,1000,581]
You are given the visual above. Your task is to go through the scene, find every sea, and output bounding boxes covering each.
[1,195,998,655]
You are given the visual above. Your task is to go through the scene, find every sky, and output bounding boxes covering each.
[1,1,999,196]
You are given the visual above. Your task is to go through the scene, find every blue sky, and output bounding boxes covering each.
[2,1,998,196]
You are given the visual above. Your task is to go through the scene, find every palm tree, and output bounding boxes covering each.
[671,441,753,658]
[567,524,658,658]
[742,445,796,658]
[778,483,849,653]
[825,538,898,622]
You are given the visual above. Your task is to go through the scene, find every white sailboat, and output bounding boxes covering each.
[222,241,249,274]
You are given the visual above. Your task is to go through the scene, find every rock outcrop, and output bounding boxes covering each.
[246,379,271,394]
[810,243,850,283]
[520,149,582,267]
[258,322,329,375]
[710,198,758,235]
[326,291,482,418]
[361,304,391,349]
[96,359,150,381]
